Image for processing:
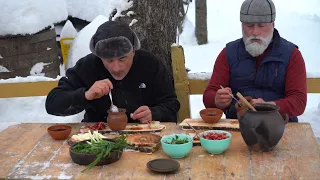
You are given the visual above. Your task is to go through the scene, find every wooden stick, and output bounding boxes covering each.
[236,92,257,111]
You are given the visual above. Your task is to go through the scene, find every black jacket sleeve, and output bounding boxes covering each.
[45,59,89,116]
[149,59,180,123]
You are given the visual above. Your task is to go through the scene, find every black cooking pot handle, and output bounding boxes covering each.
[282,114,289,124]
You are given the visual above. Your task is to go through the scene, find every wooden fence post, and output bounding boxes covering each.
[171,45,191,122]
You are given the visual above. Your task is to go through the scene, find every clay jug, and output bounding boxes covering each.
[107,108,128,131]
[236,103,289,151]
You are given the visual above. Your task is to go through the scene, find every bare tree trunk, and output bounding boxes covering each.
[195,0,207,45]
[114,0,180,79]
[178,0,192,35]
[178,0,185,35]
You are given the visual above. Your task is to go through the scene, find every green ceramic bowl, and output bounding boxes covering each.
[161,134,193,159]
[200,130,232,154]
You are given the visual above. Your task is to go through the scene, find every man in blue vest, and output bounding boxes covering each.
[203,0,307,122]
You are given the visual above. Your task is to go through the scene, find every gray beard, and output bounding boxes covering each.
[242,30,274,57]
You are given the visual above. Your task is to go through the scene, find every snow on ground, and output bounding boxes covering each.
[0,96,84,132]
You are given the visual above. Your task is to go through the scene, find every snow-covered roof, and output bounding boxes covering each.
[66,0,133,22]
[0,0,133,36]
[0,0,68,36]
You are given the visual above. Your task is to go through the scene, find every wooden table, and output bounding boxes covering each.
[0,122,319,179]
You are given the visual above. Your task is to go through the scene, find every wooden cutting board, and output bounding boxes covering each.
[179,118,240,131]
[100,124,166,134]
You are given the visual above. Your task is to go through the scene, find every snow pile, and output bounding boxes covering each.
[60,20,77,39]
[30,62,52,76]
[0,65,10,72]
[66,15,108,70]
[0,0,68,36]
[109,0,133,21]
[0,76,61,84]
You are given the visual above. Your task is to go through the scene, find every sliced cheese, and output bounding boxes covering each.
[71,130,106,141]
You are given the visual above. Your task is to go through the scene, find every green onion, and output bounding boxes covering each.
[72,135,128,172]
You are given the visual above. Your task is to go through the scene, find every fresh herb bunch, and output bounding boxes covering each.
[72,134,128,172]
[166,135,189,144]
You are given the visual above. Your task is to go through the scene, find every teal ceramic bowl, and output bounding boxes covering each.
[161,134,193,159]
[200,130,232,154]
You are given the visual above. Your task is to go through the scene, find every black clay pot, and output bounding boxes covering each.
[237,103,289,151]
[69,139,123,166]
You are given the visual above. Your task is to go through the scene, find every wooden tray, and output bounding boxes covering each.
[99,124,166,134]
[179,118,240,131]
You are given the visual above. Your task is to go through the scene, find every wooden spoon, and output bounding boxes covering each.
[236,92,257,111]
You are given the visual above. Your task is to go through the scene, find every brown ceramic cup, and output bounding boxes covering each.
[107,108,128,131]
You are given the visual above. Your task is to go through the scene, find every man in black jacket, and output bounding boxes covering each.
[45,21,180,123]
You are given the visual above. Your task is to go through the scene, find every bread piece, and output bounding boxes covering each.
[126,134,161,153]
[148,121,161,129]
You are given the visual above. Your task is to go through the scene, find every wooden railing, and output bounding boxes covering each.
[0,81,58,98]
[1,45,320,123]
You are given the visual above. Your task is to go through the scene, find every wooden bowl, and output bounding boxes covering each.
[199,108,223,124]
[69,139,122,166]
[47,124,72,140]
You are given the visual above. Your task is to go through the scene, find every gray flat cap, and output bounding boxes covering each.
[240,0,276,23]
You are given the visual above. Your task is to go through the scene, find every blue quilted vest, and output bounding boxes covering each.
[225,29,298,122]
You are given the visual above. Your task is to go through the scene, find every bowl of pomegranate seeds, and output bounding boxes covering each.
[199,130,232,154]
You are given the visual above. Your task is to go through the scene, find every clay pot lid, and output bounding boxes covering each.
[147,158,180,173]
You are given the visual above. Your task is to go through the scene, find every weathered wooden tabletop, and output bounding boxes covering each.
[0,122,319,179]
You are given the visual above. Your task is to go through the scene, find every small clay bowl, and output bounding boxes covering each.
[200,108,223,124]
[47,124,72,140]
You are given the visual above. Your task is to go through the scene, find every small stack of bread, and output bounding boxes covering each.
[126,134,161,153]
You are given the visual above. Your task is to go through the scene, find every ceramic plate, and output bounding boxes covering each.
[147,158,180,173]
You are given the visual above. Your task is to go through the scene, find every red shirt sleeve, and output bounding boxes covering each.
[203,48,230,109]
[275,48,307,117]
